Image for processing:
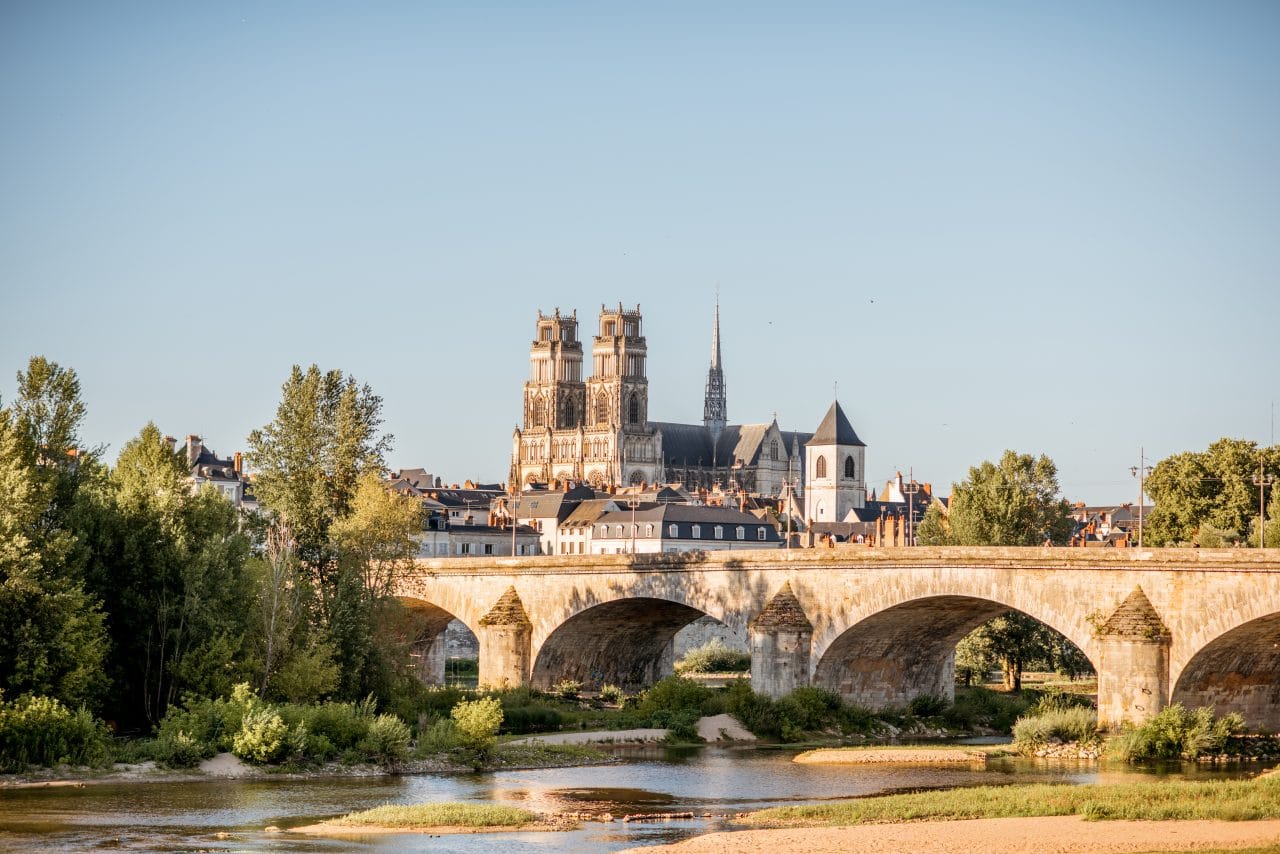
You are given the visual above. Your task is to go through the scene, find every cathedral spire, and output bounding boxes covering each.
[703,297,727,442]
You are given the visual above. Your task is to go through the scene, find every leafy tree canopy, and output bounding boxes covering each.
[932,450,1073,547]
[1144,438,1280,546]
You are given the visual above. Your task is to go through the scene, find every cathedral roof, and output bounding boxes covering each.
[806,401,865,447]
[654,421,813,468]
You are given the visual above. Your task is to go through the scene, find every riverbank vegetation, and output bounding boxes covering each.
[746,772,1280,826]
[331,802,542,829]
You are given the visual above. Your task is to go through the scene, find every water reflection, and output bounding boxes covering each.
[0,746,1272,853]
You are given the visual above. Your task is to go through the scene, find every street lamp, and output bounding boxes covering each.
[902,471,921,547]
[1130,448,1152,549]
[1254,456,1276,549]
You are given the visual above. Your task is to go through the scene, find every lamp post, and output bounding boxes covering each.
[902,471,921,547]
[626,496,640,554]
[1254,456,1276,549]
[1130,448,1152,549]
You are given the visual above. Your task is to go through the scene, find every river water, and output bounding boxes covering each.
[1,745,1272,853]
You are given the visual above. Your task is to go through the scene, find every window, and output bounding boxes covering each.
[616,524,624,537]
[714,525,724,539]
[736,526,745,540]
[600,525,608,538]
[844,456,855,479]
[483,543,494,555]
[692,524,701,538]
[595,392,610,424]
[757,527,767,541]
[669,523,678,537]
[628,393,640,424]
[459,543,472,555]
[578,542,584,554]
[770,440,779,461]
[816,455,828,478]
[646,524,654,537]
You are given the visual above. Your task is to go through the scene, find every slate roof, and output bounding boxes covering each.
[506,485,597,521]
[654,420,813,469]
[595,503,771,526]
[806,401,865,447]
[560,498,623,528]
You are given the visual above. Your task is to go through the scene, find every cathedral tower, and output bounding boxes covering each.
[702,299,727,444]
[586,304,648,431]
[522,309,585,432]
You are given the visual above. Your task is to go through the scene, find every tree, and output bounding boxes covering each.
[942,450,1086,691]
[916,502,952,546]
[1144,439,1280,546]
[947,450,1073,546]
[0,397,107,708]
[246,366,397,700]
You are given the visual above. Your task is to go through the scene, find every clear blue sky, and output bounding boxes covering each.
[2,2,1278,503]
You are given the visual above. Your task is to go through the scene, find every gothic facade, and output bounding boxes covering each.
[511,302,862,501]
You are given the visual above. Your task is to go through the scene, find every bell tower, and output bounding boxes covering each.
[586,303,648,431]
[522,309,585,432]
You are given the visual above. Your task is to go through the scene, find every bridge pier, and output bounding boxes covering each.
[477,587,532,689]
[410,635,447,686]
[1095,588,1170,728]
[749,583,813,699]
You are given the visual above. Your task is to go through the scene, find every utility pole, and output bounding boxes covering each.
[626,496,640,554]
[1254,455,1275,549]
[783,452,795,550]
[902,470,921,547]
[1130,448,1152,549]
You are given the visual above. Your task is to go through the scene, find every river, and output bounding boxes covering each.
[1,744,1272,853]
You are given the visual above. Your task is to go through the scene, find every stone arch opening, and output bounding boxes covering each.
[394,597,476,687]
[531,597,711,690]
[813,595,1096,709]
[1171,611,1280,731]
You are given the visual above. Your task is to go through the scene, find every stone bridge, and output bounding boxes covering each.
[391,546,1280,730]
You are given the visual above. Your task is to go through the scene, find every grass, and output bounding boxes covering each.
[746,774,1280,826]
[334,802,541,828]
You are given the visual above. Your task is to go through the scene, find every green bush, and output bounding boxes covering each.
[553,679,582,699]
[358,714,410,765]
[638,676,714,717]
[599,684,624,705]
[451,697,503,751]
[232,706,288,763]
[499,704,564,734]
[908,694,950,717]
[415,718,464,754]
[944,687,1035,733]
[1012,706,1098,750]
[0,695,111,771]
[1109,704,1245,762]
[675,639,751,674]
[153,730,206,768]
[778,686,844,732]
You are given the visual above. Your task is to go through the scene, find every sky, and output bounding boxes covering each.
[2,2,1278,504]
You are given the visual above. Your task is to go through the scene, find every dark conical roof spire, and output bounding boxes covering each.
[805,400,864,447]
[703,296,727,440]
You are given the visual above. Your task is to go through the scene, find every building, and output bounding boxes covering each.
[509,301,816,498]
[172,434,256,511]
[802,401,868,525]
[587,503,781,554]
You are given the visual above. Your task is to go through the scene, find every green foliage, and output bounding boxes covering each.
[946,450,1074,546]
[908,694,950,717]
[271,642,340,704]
[335,802,540,829]
[1012,706,1099,750]
[1109,704,1245,761]
[915,502,952,546]
[956,612,1092,692]
[675,639,751,673]
[0,694,111,771]
[1144,439,1280,547]
[153,729,206,768]
[723,682,873,742]
[638,676,714,717]
[942,687,1034,732]
[415,718,464,754]
[232,706,289,763]
[598,684,624,705]
[552,678,582,699]
[451,697,503,751]
[357,714,410,765]
[499,704,564,734]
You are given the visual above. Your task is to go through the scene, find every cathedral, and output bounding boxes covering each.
[510,302,868,511]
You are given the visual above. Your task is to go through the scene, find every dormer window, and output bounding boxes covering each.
[714,525,723,539]
[692,524,701,538]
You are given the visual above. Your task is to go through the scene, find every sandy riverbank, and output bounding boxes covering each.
[793,746,993,764]
[622,815,1280,853]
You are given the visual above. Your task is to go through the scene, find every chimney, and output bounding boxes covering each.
[185,435,202,465]
[233,451,243,474]
[163,435,177,453]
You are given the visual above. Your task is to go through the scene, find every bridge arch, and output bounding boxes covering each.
[811,592,1098,709]
[395,596,477,686]
[1171,610,1280,731]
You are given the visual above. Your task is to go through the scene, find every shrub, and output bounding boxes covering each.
[639,676,713,717]
[599,684,624,705]
[908,694,950,717]
[778,686,844,732]
[415,718,464,754]
[553,679,582,699]
[1012,706,1098,750]
[1109,704,1245,761]
[499,704,564,734]
[675,639,751,674]
[0,695,111,771]
[153,730,205,769]
[232,706,288,763]
[945,687,1035,733]
[451,697,503,751]
[358,714,410,766]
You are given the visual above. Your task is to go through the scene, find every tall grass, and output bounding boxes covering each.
[1012,706,1098,750]
[1109,704,1244,761]
[334,802,541,828]
[747,774,1280,826]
